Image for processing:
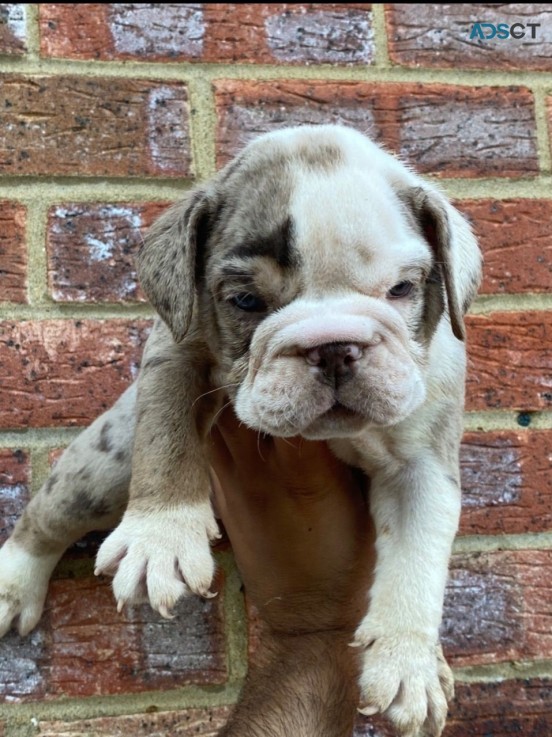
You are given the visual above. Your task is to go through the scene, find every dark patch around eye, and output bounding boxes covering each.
[228,217,298,270]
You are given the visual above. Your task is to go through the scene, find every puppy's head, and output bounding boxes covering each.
[138,125,482,439]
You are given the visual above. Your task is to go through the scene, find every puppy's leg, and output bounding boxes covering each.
[352,429,461,737]
[0,383,136,637]
[95,318,221,618]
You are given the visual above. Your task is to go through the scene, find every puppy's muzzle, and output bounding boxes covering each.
[305,342,363,388]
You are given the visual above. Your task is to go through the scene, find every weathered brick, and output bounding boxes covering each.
[215,80,538,177]
[0,75,191,178]
[39,4,374,65]
[203,4,374,64]
[0,319,150,429]
[0,4,26,55]
[387,4,552,71]
[47,576,226,697]
[39,4,205,62]
[458,199,552,295]
[0,575,226,701]
[442,550,552,667]
[354,678,552,736]
[0,200,27,303]
[466,312,552,412]
[37,707,233,737]
[445,678,552,737]
[0,627,47,700]
[47,202,169,303]
[0,448,29,544]
[460,431,552,536]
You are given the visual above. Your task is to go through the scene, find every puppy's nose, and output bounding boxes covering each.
[305,342,363,386]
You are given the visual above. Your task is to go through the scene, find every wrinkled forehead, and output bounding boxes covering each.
[210,135,428,279]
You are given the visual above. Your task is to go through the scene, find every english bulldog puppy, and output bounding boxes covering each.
[0,125,481,736]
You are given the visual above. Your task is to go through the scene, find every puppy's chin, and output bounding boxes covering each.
[300,404,369,439]
[234,385,427,440]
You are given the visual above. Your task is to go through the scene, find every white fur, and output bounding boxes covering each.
[0,540,61,637]
[95,504,220,617]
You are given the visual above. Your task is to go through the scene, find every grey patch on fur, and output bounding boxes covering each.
[419,265,445,345]
[226,217,298,269]
[44,474,58,495]
[64,489,112,520]
[97,422,113,453]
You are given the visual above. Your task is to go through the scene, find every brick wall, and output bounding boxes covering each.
[0,4,551,736]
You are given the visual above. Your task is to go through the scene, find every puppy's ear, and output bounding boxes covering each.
[137,189,214,343]
[399,186,482,342]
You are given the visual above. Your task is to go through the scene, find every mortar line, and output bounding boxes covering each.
[469,293,552,313]
[28,445,52,496]
[0,683,241,724]
[218,552,249,684]
[370,3,391,69]
[0,176,550,204]
[0,304,156,321]
[23,4,40,60]
[454,659,552,683]
[3,55,552,89]
[453,532,552,554]
[26,200,50,307]
[463,410,552,431]
[186,77,218,180]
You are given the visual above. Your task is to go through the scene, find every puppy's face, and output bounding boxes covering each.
[201,132,442,439]
[139,125,481,440]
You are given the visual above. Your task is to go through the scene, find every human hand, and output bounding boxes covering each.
[208,406,375,636]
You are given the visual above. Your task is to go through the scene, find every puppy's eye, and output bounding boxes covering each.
[230,292,267,312]
[387,281,414,299]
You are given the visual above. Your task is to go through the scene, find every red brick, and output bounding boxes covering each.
[0,75,191,178]
[442,550,552,667]
[0,574,226,702]
[0,4,26,55]
[47,202,169,303]
[215,80,538,177]
[0,200,27,303]
[37,707,232,736]
[466,312,552,412]
[48,576,226,697]
[459,431,552,535]
[0,319,151,429]
[39,4,374,65]
[0,448,29,544]
[203,4,374,64]
[387,4,552,72]
[458,199,552,295]
[354,678,552,736]
[445,678,552,737]
[39,4,204,61]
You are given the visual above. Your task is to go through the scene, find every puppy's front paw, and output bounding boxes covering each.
[0,539,61,637]
[95,503,220,618]
[354,626,453,737]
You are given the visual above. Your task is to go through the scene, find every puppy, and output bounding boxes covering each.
[0,125,481,736]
